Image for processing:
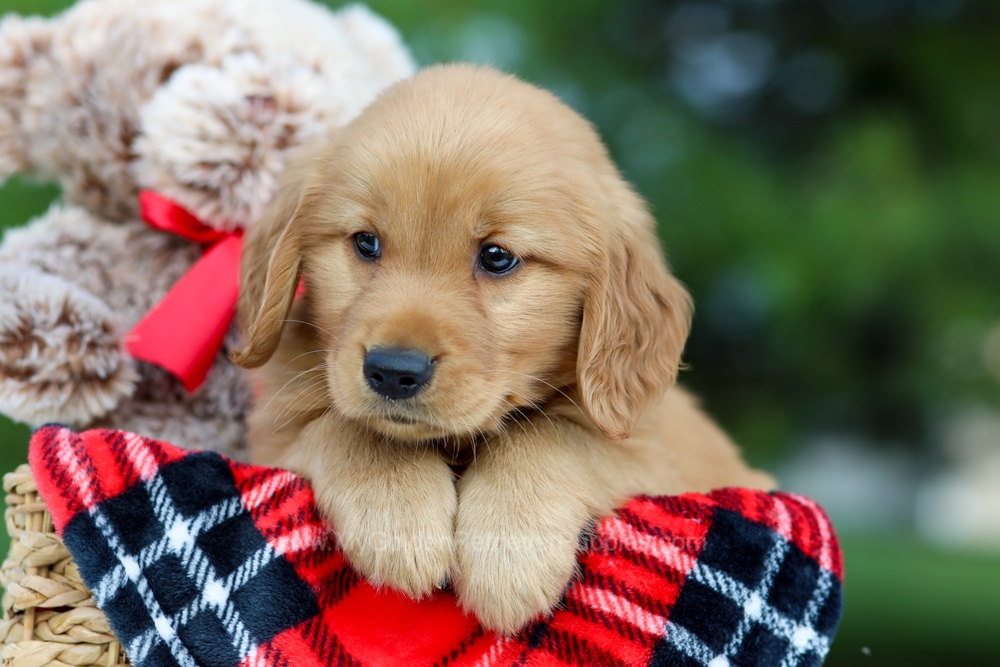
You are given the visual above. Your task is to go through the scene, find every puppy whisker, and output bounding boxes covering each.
[276,345,337,372]
[496,398,534,438]
[271,365,329,407]
[480,369,583,416]
[271,392,331,435]
[301,404,335,441]
[257,361,329,417]
[272,376,331,424]
[280,319,342,344]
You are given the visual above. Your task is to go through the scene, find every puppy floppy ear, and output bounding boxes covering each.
[577,189,693,441]
[230,177,307,369]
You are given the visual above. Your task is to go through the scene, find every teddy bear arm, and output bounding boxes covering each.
[0,205,122,297]
[0,265,137,428]
[0,205,169,426]
[0,204,198,317]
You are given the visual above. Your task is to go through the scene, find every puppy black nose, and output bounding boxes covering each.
[363,348,434,400]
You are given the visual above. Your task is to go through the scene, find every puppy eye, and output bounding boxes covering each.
[479,244,519,274]
[354,232,381,260]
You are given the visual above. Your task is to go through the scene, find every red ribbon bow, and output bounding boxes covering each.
[125,191,243,392]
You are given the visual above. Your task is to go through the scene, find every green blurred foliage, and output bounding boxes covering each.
[830,535,1000,665]
[1,0,998,664]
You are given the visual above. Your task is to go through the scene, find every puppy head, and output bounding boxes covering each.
[234,65,691,443]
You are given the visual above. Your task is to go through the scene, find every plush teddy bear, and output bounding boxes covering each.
[0,0,415,458]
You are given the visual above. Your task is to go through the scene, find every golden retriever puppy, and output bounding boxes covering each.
[233,64,773,633]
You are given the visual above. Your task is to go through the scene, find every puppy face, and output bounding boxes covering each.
[235,65,692,444]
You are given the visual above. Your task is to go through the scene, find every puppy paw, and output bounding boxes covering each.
[453,501,583,634]
[311,454,457,599]
[335,492,455,598]
[0,268,137,426]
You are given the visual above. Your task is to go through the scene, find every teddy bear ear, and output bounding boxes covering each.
[132,53,336,233]
[336,5,417,84]
[0,15,51,183]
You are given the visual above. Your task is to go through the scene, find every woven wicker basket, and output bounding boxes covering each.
[1,464,130,666]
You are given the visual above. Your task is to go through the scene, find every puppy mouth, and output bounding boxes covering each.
[384,413,418,425]
[365,406,461,442]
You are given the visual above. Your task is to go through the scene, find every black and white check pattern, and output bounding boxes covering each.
[63,453,318,667]
[653,509,841,667]
[35,425,844,667]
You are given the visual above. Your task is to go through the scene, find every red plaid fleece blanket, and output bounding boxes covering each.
[29,425,843,667]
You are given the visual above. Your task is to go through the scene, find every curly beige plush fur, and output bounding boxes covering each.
[0,0,414,457]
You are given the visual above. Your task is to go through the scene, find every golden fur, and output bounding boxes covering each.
[234,64,773,633]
